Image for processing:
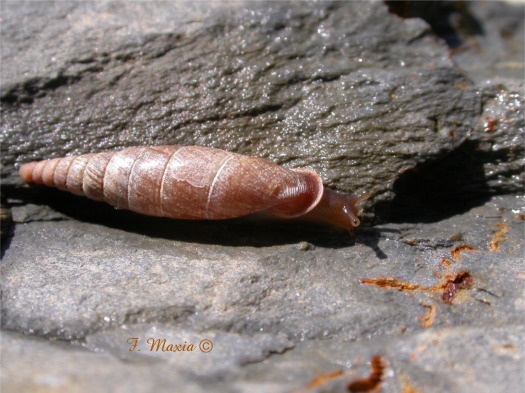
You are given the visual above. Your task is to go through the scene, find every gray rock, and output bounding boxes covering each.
[380,0,525,219]
[473,80,524,194]
[450,1,524,83]
[1,330,216,393]
[85,326,293,377]
[385,1,524,81]
[1,0,480,210]
[373,78,524,222]
[2,192,524,392]
[240,325,524,393]
[1,1,523,393]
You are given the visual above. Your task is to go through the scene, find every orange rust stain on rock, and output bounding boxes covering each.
[489,222,508,252]
[295,357,388,393]
[491,343,517,356]
[298,370,345,392]
[361,271,474,305]
[483,117,499,133]
[360,278,424,292]
[451,245,476,261]
[400,373,421,393]
[347,356,386,393]
[419,303,437,328]
[440,271,475,305]
[362,242,479,305]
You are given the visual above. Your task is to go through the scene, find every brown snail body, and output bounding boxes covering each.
[19,146,366,232]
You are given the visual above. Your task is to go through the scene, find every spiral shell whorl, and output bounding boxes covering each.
[19,146,325,221]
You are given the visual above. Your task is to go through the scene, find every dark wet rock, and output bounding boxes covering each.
[376,0,524,222]
[472,81,524,193]
[1,0,480,214]
[1,1,523,393]
[374,79,524,223]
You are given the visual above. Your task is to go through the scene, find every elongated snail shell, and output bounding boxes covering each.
[19,146,367,233]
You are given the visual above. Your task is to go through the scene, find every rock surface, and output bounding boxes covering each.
[2,193,524,393]
[1,0,482,209]
[1,1,523,393]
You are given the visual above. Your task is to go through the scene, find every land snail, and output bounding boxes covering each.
[19,146,368,234]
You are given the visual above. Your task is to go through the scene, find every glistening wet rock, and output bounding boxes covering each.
[1,0,480,214]
[373,79,524,223]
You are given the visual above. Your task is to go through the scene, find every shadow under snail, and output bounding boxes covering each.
[19,145,368,234]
